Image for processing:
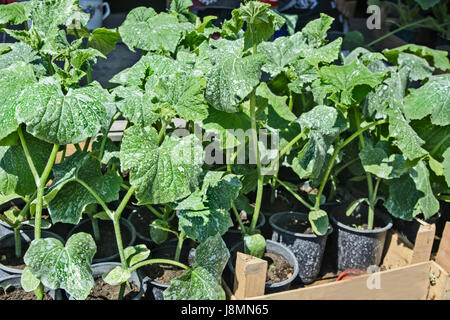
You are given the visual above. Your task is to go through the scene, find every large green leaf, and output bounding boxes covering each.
[45,152,122,224]
[0,62,36,141]
[16,77,112,145]
[301,38,342,68]
[24,232,96,300]
[0,1,29,25]
[0,132,52,197]
[397,52,434,81]
[443,148,450,187]
[308,209,329,236]
[384,173,421,221]
[298,105,349,137]
[412,160,440,219]
[120,125,203,204]
[0,43,45,76]
[403,75,450,126]
[383,44,450,71]
[301,13,334,47]
[204,46,265,113]
[88,28,121,56]
[192,234,230,281]
[119,7,188,53]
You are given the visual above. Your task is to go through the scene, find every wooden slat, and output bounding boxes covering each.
[233,252,267,299]
[249,262,431,300]
[381,230,414,269]
[411,224,436,264]
[436,222,450,273]
[427,261,450,300]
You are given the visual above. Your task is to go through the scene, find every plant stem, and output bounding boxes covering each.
[76,179,112,216]
[113,215,127,269]
[231,202,246,234]
[129,259,189,273]
[158,119,168,145]
[14,228,21,258]
[82,138,90,152]
[45,55,54,75]
[275,177,314,210]
[174,231,185,262]
[34,283,44,301]
[18,126,40,186]
[118,284,125,300]
[367,18,430,47]
[35,144,59,240]
[115,186,136,221]
[74,143,82,152]
[277,130,307,160]
[87,68,92,84]
[99,112,121,161]
[146,205,164,219]
[91,217,101,242]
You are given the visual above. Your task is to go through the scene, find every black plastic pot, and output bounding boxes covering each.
[127,206,177,249]
[0,229,64,277]
[269,212,332,284]
[0,221,13,239]
[227,240,299,294]
[66,262,147,300]
[68,218,136,263]
[142,243,194,300]
[330,209,393,271]
[223,213,266,249]
[0,274,62,300]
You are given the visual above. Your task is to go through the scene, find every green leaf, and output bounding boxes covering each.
[414,0,440,11]
[403,75,450,126]
[45,152,122,224]
[88,28,121,56]
[0,1,29,25]
[384,173,421,221]
[411,161,439,219]
[383,44,450,71]
[0,131,52,197]
[192,234,230,281]
[154,73,208,122]
[244,233,266,259]
[221,9,244,38]
[204,45,265,112]
[308,209,329,235]
[22,219,52,230]
[119,8,187,53]
[301,13,334,47]
[359,142,407,179]
[346,198,368,216]
[103,266,131,286]
[344,47,387,66]
[16,78,112,145]
[0,43,45,76]
[397,53,434,81]
[24,232,96,300]
[302,38,342,68]
[120,125,203,204]
[298,105,349,137]
[124,244,151,267]
[91,136,120,166]
[0,62,36,141]
[150,219,170,244]
[163,267,225,300]
[21,267,40,292]
[444,148,450,187]
[318,60,385,107]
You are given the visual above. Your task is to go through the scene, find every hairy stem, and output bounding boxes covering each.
[18,126,40,186]
[275,177,314,210]
[174,232,185,262]
[14,228,21,258]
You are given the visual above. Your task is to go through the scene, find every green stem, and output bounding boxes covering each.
[146,205,164,219]
[34,283,44,301]
[91,217,101,242]
[76,179,112,217]
[289,90,293,111]
[35,144,59,240]
[367,18,430,47]
[231,202,246,234]
[275,177,314,210]
[158,119,168,145]
[129,259,189,273]
[99,112,121,161]
[61,145,67,162]
[87,68,92,84]
[18,126,40,186]
[74,143,82,152]
[430,133,450,156]
[14,228,21,259]
[82,138,90,152]
[114,186,136,221]
[45,55,54,75]
[113,215,127,269]
[118,283,125,300]
[278,130,307,160]
[334,157,359,177]
[174,232,185,262]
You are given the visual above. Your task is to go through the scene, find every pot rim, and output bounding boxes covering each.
[330,209,393,234]
[228,239,299,289]
[269,211,333,238]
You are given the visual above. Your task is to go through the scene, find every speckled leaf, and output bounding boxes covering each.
[16,78,112,145]
[120,125,203,204]
[45,152,122,224]
[0,43,45,76]
[205,50,265,113]
[344,47,387,66]
[119,8,186,53]
[0,1,29,25]
[88,28,121,56]
[384,173,421,221]
[383,44,450,71]
[91,136,120,166]
[397,53,434,81]
[0,62,36,141]
[302,38,342,68]
[403,75,450,126]
[154,73,208,122]
[244,233,266,259]
[21,267,40,292]
[411,161,439,219]
[298,105,349,137]
[0,132,52,197]
[23,232,96,300]
[309,209,329,235]
[124,244,150,267]
[301,13,334,47]
[387,109,427,160]
[444,148,450,187]
[359,142,407,179]
[103,266,131,286]
[318,60,384,107]
[163,267,225,300]
[192,234,230,281]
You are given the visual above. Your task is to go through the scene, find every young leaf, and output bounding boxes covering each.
[301,13,334,47]
[244,233,266,259]
[120,125,203,204]
[346,198,368,216]
[298,105,349,137]
[124,244,151,267]
[21,267,40,292]
[150,219,170,244]
[103,266,131,286]
[359,142,407,179]
[24,232,96,300]
[308,209,329,235]
[88,28,121,56]
[397,52,434,81]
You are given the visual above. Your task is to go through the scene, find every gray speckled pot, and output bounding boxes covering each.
[66,262,147,300]
[227,240,299,294]
[223,213,266,249]
[0,274,63,300]
[269,212,332,284]
[330,210,393,271]
[0,229,65,277]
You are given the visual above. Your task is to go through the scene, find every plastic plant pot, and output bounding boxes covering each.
[223,213,266,249]
[0,274,62,300]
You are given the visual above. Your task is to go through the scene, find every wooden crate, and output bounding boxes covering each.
[225,222,450,300]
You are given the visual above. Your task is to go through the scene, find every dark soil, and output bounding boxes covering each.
[282,217,313,234]
[0,246,28,270]
[75,220,132,259]
[264,252,294,284]
[86,277,140,300]
[0,287,52,300]
[142,263,187,285]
